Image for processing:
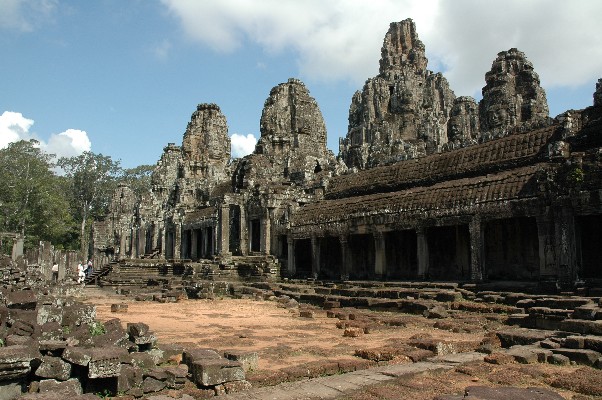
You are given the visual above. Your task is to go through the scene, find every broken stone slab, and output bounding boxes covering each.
[223,350,258,372]
[435,291,463,302]
[125,351,157,370]
[535,298,594,309]
[506,345,551,364]
[38,378,83,396]
[551,348,602,366]
[183,348,221,368]
[5,290,37,310]
[60,304,96,327]
[528,307,573,319]
[127,322,149,337]
[117,364,143,393]
[163,364,188,389]
[496,328,551,348]
[88,347,129,379]
[35,355,71,381]
[142,376,166,393]
[549,353,570,366]
[38,340,67,356]
[0,380,24,400]
[0,345,38,381]
[62,347,92,367]
[190,359,245,387]
[572,305,602,320]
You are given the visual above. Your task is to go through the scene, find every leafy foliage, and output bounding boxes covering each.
[120,164,155,197]
[58,152,122,255]
[0,140,75,248]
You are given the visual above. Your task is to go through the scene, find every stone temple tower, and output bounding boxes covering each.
[340,18,456,169]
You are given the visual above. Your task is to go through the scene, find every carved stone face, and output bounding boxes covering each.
[487,107,509,128]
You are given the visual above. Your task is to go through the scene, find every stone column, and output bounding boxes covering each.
[373,231,386,279]
[191,229,198,260]
[416,227,429,279]
[11,236,23,261]
[287,237,295,276]
[555,207,577,285]
[174,224,182,260]
[469,217,484,282]
[536,214,556,279]
[218,205,231,256]
[339,236,349,280]
[260,210,272,255]
[159,227,166,259]
[119,230,127,260]
[240,209,248,255]
[138,227,146,257]
[311,236,320,278]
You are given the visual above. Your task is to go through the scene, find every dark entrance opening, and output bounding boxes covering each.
[250,219,261,252]
[182,230,191,259]
[576,215,602,279]
[319,237,342,280]
[427,225,470,280]
[349,233,375,280]
[385,230,418,279]
[229,205,241,255]
[484,217,539,280]
[204,227,213,257]
[294,239,312,278]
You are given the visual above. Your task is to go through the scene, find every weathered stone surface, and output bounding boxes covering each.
[496,329,550,347]
[5,290,37,309]
[38,378,82,395]
[479,48,549,140]
[190,359,245,387]
[142,376,166,393]
[87,347,128,378]
[183,348,221,368]
[341,19,455,169]
[223,351,258,372]
[117,364,143,393]
[551,348,602,366]
[35,355,71,381]
[0,345,38,380]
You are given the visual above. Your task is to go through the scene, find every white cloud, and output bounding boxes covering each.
[230,133,256,158]
[0,110,91,159]
[162,0,602,96]
[0,0,58,32]
[0,111,34,147]
[45,129,91,158]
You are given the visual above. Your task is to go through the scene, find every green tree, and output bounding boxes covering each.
[120,164,155,197]
[58,152,121,255]
[0,140,74,248]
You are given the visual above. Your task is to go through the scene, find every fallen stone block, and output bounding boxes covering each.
[496,328,550,348]
[223,350,258,372]
[88,347,129,378]
[183,348,221,369]
[190,359,244,387]
[484,352,514,365]
[127,322,149,337]
[299,309,314,318]
[5,290,37,310]
[38,378,83,395]
[551,348,602,366]
[549,353,570,366]
[117,364,143,393]
[35,355,71,381]
[0,345,38,381]
[142,376,166,393]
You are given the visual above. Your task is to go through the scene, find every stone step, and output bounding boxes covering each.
[551,348,602,366]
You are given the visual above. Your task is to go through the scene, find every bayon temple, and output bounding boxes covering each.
[93,19,602,288]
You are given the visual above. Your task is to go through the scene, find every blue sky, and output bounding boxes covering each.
[1,0,601,168]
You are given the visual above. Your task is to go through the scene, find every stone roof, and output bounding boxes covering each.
[291,164,545,230]
[327,124,557,200]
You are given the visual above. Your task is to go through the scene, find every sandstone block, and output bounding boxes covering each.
[142,376,166,393]
[190,359,245,387]
[88,347,128,378]
[117,364,143,393]
[35,355,71,381]
[0,345,38,380]
[38,378,82,395]
[110,303,128,313]
[551,348,602,366]
[223,350,258,372]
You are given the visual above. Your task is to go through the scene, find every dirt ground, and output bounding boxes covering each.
[88,288,486,371]
[84,288,602,399]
